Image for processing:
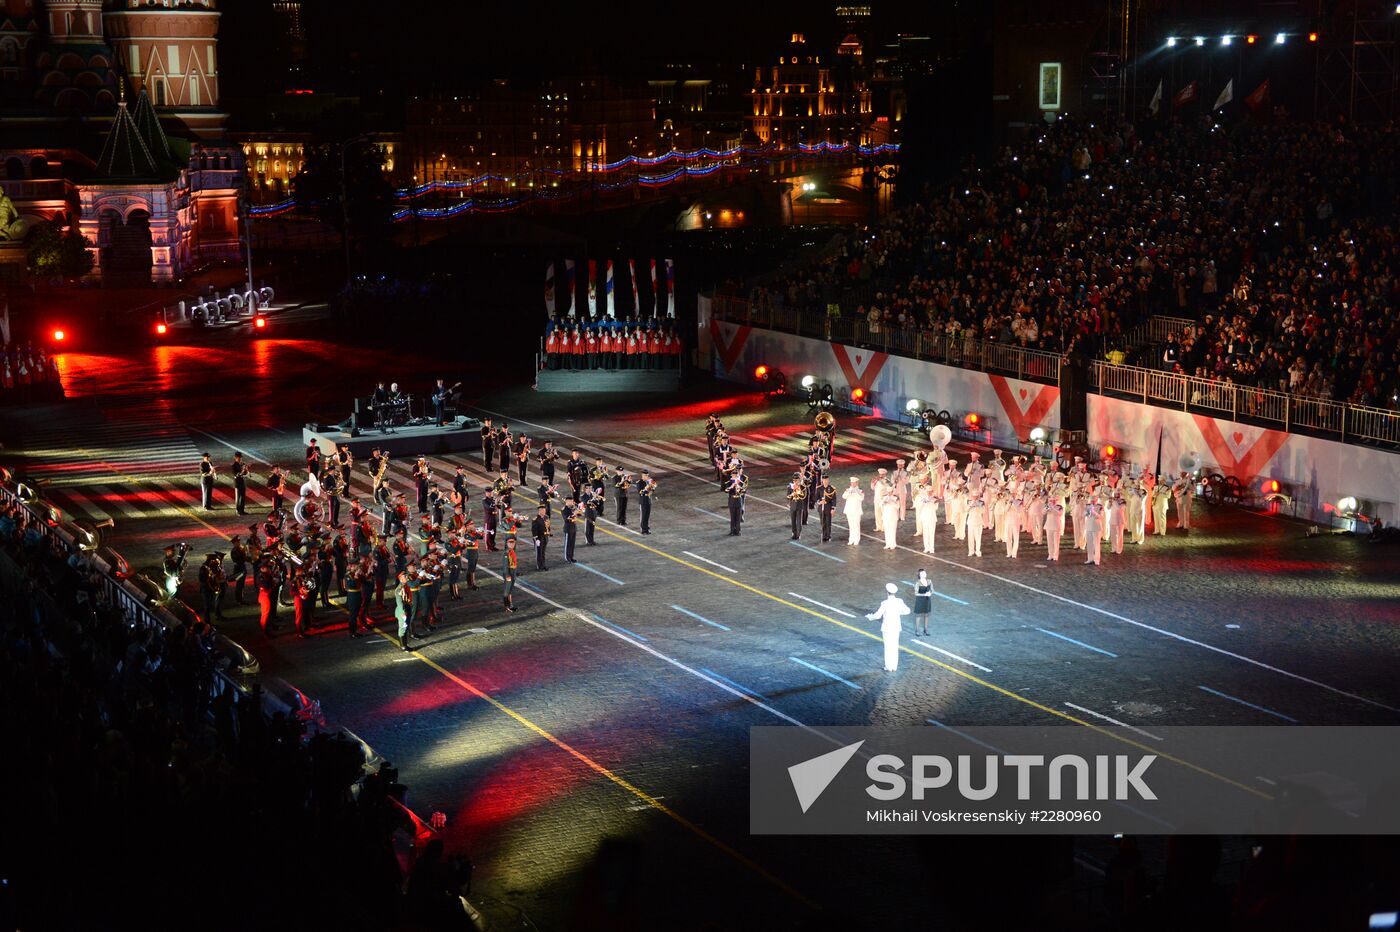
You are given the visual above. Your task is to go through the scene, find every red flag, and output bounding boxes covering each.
[1244,79,1270,111]
[1173,81,1199,110]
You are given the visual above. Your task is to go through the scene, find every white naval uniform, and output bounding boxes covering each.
[843,487,865,545]
[867,595,911,672]
[1151,486,1171,536]
[1044,502,1064,560]
[916,491,939,553]
[1083,504,1104,565]
[881,494,901,550]
[965,499,985,556]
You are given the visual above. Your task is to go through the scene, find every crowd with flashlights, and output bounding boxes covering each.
[1,340,64,404]
[741,112,1400,408]
[707,413,1200,565]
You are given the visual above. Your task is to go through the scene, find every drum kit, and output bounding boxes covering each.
[369,394,428,431]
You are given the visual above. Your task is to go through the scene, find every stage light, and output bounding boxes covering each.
[253,315,267,329]
[155,322,168,335]
[1166,36,1177,47]
[1194,36,1205,46]
[754,364,769,380]
[1308,32,1318,42]
[52,329,65,342]
[1246,34,1257,44]
[851,387,866,403]
[1102,443,1118,460]
[1262,479,1280,494]
[1221,35,1233,46]
[905,398,922,413]
[1275,32,1286,44]
[1029,426,1048,443]
[800,374,816,389]
[964,412,980,428]
[1337,495,1359,515]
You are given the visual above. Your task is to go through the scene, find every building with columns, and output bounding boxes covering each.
[749,32,873,148]
[0,0,241,283]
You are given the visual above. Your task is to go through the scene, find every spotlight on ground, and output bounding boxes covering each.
[905,399,922,413]
[800,374,816,389]
[1246,34,1257,44]
[1221,35,1233,45]
[964,412,981,429]
[155,322,168,336]
[1194,36,1205,45]
[754,364,769,381]
[253,315,267,330]
[850,387,866,404]
[1336,495,1359,516]
[1102,443,1118,460]
[1308,31,1318,42]
[1275,32,1286,44]
[52,329,66,342]
[1166,36,1177,47]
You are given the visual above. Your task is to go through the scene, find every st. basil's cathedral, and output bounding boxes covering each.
[0,0,241,283]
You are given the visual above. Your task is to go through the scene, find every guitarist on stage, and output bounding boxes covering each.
[431,378,461,427]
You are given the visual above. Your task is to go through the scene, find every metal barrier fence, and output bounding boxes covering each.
[713,295,1063,385]
[1091,361,1400,447]
[0,481,275,711]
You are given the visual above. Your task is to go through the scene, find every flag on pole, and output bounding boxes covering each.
[605,260,615,317]
[587,259,597,316]
[0,297,10,345]
[1173,81,1199,110]
[564,259,576,317]
[628,258,639,314]
[664,258,675,319]
[1244,79,1270,111]
[1213,79,1233,111]
[1148,80,1163,116]
[650,258,659,318]
[544,262,555,316]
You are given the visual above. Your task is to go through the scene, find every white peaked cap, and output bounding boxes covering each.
[885,583,899,594]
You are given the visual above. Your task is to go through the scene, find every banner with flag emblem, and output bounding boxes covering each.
[587,259,597,317]
[628,258,640,314]
[544,262,555,316]
[564,259,575,317]
[605,260,615,316]
[1148,79,1163,116]
[1213,79,1233,111]
[1173,81,1199,110]
[650,259,659,317]
[664,258,675,319]
[1245,79,1270,111]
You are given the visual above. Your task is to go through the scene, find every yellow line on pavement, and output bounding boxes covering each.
[375,629,819,910]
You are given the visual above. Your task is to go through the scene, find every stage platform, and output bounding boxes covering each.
[536,368,682,393]
[303,416,483,459]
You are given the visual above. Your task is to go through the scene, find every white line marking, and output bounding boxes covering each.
[911,639,993,673]
[1063,702,1164,741]
[787,591,857,618]
[682,550,737,573]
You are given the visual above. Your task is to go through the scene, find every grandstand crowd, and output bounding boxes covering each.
[0,498,473,930]
[745,113,1400,409]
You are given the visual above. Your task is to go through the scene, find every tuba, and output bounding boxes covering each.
[814,411,836,431]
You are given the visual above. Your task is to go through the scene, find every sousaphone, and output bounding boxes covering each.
[928,424,952,449]
[814,411,835,431]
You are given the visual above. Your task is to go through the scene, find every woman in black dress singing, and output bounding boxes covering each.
[912,569,933,636]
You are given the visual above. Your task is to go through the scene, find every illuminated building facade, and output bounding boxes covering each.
[0,0,241,283]
[405,76,658,183]
[749,32,873,146]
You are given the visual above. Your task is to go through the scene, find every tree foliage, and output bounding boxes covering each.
[26,221,94,281]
